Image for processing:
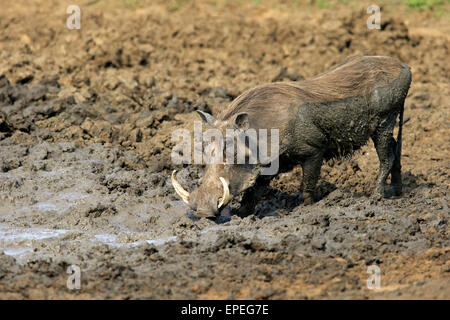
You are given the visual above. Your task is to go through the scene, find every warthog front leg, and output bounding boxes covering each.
[300,153,323,205]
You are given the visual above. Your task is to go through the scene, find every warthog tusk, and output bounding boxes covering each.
[218,177,230,209]
[171,170,190,204]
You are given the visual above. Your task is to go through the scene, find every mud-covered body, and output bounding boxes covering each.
[172,55,412,217]
[288,63,411,162]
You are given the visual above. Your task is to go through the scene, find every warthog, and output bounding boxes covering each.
[172,55,411,217]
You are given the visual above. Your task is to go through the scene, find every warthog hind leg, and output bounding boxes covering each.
[371,114,398,197]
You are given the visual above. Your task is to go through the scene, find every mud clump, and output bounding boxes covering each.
[0,0,449,299]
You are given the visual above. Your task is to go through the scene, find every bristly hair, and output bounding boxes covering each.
[219,55,403,121]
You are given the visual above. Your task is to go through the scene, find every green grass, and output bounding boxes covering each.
[316,0,333,9]
[103,0,448,15]
[120,0,142,8]
[164,0,449,18]
[405,0,447,10]
[171,0,189,11]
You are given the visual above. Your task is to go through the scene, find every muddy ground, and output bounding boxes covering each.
[0,0,449,299]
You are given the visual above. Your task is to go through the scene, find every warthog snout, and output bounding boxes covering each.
[172,170,230,217]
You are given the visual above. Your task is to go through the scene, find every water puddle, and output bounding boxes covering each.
[93,233,177,247]
[0,225,69,262]
[0,225,69,242]
[15,191,91,214]
[2,247,34,259]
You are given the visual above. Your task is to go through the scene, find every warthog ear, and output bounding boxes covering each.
[196,110,216,126]
[233,112,249,131]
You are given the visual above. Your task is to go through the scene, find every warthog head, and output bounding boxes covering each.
[172,110,261,217]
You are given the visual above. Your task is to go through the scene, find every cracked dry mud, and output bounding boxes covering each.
[0,0,449,299]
